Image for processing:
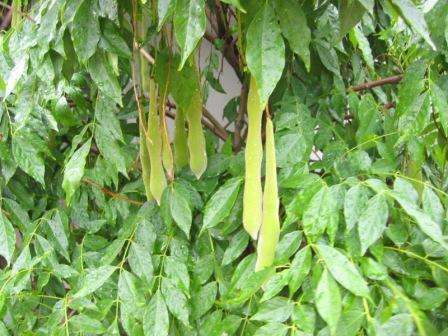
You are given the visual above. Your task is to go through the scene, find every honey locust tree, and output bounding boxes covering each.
[1,0,448,335]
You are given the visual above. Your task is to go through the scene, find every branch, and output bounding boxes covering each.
[82,178,144,206]
[204,31,243,82]
[202,107,229,141]
[351,75,403,92]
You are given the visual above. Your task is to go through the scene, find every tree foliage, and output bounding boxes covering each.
[0,0,448,335]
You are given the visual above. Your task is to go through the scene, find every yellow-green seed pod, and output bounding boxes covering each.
[139,121,152,201]
[147,79,167,204]
[174,108,189,169]
[255,117,280,271]
[185,87,207,179]
[159,87,174,181]
[243,77,264,240]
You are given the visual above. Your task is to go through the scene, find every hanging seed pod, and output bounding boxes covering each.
[139,121,152,201]
[174,107,189,168]
[159,82,174,181]
[185,66,207,178]
[148,79,167,204]
[243,77,264,240]
[255,117,280,271]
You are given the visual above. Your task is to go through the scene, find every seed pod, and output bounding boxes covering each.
[174,107,189,168]
[185,72,207,178]
[159,82,174,181]
[255,117,280,271]
[139,121,152,201]
[243,77,264,239]
[148,79,167,204]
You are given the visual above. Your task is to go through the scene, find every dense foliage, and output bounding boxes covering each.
[1,0,448,335]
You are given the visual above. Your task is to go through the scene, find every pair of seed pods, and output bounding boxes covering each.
[243,77,280,271]
[140,64,207,204]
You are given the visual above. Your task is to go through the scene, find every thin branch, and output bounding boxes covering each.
[204,31,243,82]
[351,75,403,92]
[135,42,155,65]
[82,178,144,206]
[202,107,228,141]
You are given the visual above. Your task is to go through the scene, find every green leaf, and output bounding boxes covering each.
[222,229,249,266]
[390,0,436,50]
[47,211,69,261]
[158,0,175,30]
[0,213,15,266]
[95,94,123,142]
[220,0,246,13]
[72,0,101,63]
[118,271,145,319]
[303,186,338,241]
[344,185,370,231]
[174,0,206,69]
[378,314,414,336]
[358,193,389,254]
[316,244,370,297]
[143,291,169,336]
[161,278,190,326]
[360,257,388,280]
[356,94,379,144]
[252,297,294,323]
[422,187,444,225]
[88,52,122,106]
[395,61,426,118]
[391,192,448,250]
[101,21,132,59]
[274,0,311,71]
[246,2,285,106]
[95,125,127,177]
[291,304,316,334]
[192,281,217,319]
[3,56,27,101]
[164,256,190,293]
[289,246,312,294]
[170,188,192,238]
[315,269,341,335]
[274,231,302,263]
[431,81,448,136]
[62,138,91,205]
[339,0,366,39]
[254,323,288,336]
[69,314,106,334]
[260,269,290,302]
[128,242,153,283]
[201,177,243,233]
[12,130,46,185]
[73,266,116,298]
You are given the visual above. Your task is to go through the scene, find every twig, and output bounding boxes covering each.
[82,178,144,206]
[351,75,403,92]
[233,83,248,151]
[202,107,228,141]
[135,42,155,65]
[204,31,243,82]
